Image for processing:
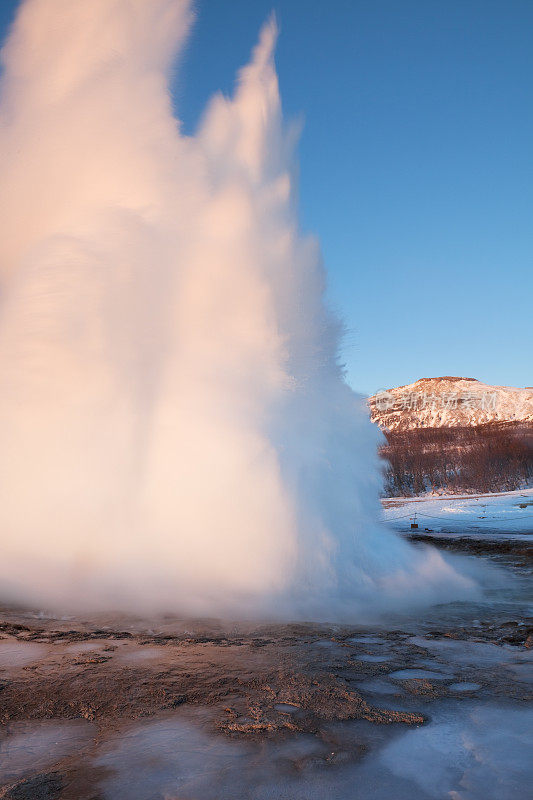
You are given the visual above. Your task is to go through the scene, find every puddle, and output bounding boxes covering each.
[408,636,527,668]
[95,718,253,800]
[356,679,399,695]
[0,720,96,784]
[389,669,450,681]
[274,703,300,714]
[357,654,390,663]
[0,639,48,669]
[448,682,481,692]
[313,640,343,650]
[118,646,172,664]
[63,641,107,655]
[348,636,384,645]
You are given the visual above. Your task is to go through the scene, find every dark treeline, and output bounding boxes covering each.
[380,422,533,497]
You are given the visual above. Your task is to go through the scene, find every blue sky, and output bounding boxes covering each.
[1,1,531,394]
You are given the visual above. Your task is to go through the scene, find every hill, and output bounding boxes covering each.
[369,377,533,431]
[369,378,533,496]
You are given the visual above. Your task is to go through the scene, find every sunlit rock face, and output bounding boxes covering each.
[0,0,475,617]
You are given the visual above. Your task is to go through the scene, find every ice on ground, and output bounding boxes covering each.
[92,702,533,800]
[389,668,450,681]
[507,662,533,684]
[448,682,481,692]
[358,654,390,662]
[409,636,533,669]
[380,703,533,799]
[95,719,254,800]
[348,635,384,644]
[0,720,95,784]
[274,703,300,714]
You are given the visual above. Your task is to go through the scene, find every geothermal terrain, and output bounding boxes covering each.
[0,0,530,795]
[1,524,531,800]
[1,389,532,799]
[1,392,532,799]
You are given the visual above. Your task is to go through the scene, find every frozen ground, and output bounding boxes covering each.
[0,530,531,799]
[2,703,531,800]
[382,487,533,539]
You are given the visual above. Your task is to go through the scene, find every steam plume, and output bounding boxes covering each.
[0,0,475,618]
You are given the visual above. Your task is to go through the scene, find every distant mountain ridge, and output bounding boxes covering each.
[369,377,533,431]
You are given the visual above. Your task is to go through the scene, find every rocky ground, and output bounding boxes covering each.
[0,539,532,799]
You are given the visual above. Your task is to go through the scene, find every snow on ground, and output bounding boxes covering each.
[381,487,533,537]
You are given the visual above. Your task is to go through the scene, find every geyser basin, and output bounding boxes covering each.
[1,554,532,799]
[0,0,474,617]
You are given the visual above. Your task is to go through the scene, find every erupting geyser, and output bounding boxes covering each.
[0,0,475,617]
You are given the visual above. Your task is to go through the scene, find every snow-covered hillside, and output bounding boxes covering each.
[369,377,533,431]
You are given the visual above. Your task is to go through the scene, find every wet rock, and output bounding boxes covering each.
[401,678,442,698]
[72,655,111,665]
[166,694,187,708]
[448,682,481,693]
[80,705,97,721]
[215,670,424,737]
[0,772,63,800]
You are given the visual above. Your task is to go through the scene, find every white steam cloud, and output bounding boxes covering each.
[0,0,475,618]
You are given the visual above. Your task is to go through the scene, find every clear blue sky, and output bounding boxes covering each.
[1,1,531,394]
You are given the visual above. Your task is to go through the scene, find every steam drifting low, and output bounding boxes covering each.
[0,0,474,617]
